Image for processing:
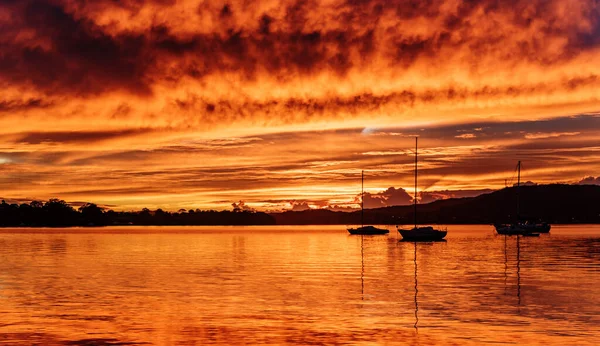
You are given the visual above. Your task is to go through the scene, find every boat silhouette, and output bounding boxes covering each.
[347,170,389,235]
[398,137,447,241]
[495,161,551,235]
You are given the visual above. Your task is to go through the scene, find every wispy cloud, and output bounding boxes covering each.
[455,133,477,139]
[524,132,581,139]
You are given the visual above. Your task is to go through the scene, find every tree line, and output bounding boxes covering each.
[0,199,275,227]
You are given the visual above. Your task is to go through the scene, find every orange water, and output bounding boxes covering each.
[0,225,599,345]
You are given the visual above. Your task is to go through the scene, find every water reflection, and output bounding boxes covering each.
[361,235,366,301]
[0,226,598,345]
[517,235,521,308]
[413,242,419,331]
[504,234,508,293]
[403,240,447,333]
[503,235,536,311]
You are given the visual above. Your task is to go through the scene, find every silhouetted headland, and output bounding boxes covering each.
[1,184,599,227]
[271,184,600,225]
[0,199,275,227]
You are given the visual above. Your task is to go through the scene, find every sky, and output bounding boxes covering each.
[1,0,600,211]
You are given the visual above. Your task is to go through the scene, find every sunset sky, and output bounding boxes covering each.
[1,0,600,211]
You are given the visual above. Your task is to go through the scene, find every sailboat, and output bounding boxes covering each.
[398,138,447,241]
[494,161,551,235]
[347,170,389,235]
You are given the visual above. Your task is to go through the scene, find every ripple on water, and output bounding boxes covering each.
[0,225,599,345]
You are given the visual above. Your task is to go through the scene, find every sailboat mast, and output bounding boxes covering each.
[361,170,364,228]
[516,161,521,222]
[414,137,418,229]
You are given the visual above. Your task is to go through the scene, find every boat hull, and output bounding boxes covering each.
[347,226,389,235]
[495,223,550,235]
[495,225,525,235]
[398,227,447,241]
[521,223,551,233]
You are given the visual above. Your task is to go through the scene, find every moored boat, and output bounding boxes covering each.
[495,223,527,235]
[495,222,549,235]
[398,226,447,241]
[398,138,447,242]
[347,170,390,235]
[494,161,550,235]
[348,225,389,235]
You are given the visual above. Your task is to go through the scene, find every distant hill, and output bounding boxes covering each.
[0,199,276,227]
[270,184,600,225]
[2,184,598,227]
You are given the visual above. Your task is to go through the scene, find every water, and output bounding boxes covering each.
[0,225,599,345]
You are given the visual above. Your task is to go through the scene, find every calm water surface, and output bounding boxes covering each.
[0,225,599,345]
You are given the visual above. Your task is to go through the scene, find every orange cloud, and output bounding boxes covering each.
[1,1,600,210]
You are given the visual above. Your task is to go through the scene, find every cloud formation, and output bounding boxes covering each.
[577,176,600,185]
[288,200,313,211]
[231,200,256,212]
[1,1,600,210]
[362,187,413,208]
[2,0,600,134]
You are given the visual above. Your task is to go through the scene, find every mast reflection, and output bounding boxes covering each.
[504,234,508,292]
[361,235,364,300]
[503,234,523,309]
[413,241,419,331]
[403,239,445,331]
[517,234,521,308]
